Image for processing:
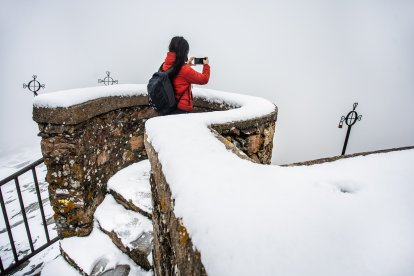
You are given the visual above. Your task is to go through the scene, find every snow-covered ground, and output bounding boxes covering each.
[0,147,58,275]
[0,148,153,275]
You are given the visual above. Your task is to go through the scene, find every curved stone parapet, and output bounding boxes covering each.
[32,84,277,242]
[32,83,414,275]
[33,83,414,276]
[143,88,277,275]
[142,87,414,276]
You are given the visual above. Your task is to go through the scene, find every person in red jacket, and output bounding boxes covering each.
[161,36,210,115]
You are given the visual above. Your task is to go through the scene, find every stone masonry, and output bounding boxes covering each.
[33,95,157,237]
[145,110,277,275]
[33,93,277,275]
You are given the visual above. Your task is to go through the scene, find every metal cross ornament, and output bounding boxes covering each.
[98,71,118,85]
[23,75,45,96]
[338,102,362,155]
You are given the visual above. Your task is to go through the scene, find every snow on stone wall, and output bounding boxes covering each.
[32,85,276,242]
[143,92,414,275]
[33,84,414,275]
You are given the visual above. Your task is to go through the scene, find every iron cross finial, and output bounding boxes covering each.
[98,71,118,85]
[23,75,45,96]
[338,102,363,155]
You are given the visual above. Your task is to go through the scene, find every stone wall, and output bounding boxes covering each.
[145,111,277,275]
[145,138,207,276]
[33,96,157,237]
[212,120,276,164]
[283,146,414,167]
[33,93,277,275]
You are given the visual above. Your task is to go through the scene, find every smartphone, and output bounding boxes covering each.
[194,57,206,65]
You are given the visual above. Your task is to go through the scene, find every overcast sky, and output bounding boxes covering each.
[1,0,413,164]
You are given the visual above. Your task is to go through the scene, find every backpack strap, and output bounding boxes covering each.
[159,63,187,106]
[177,88,186,103]
[159,63,174,74]
[176,86,192,108]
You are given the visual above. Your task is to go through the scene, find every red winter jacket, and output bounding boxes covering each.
[162,52,210,112]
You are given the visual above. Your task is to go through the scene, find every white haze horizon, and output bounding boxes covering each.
[1,0,413,164]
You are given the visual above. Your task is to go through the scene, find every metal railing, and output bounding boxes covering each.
[0,158,59,275]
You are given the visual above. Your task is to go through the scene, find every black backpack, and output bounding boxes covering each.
[147,64,177,115]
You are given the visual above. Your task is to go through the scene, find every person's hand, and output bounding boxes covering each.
[188,57,195,66]
[203,57,209,65]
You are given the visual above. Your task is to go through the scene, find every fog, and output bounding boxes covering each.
[1,0,413,164]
